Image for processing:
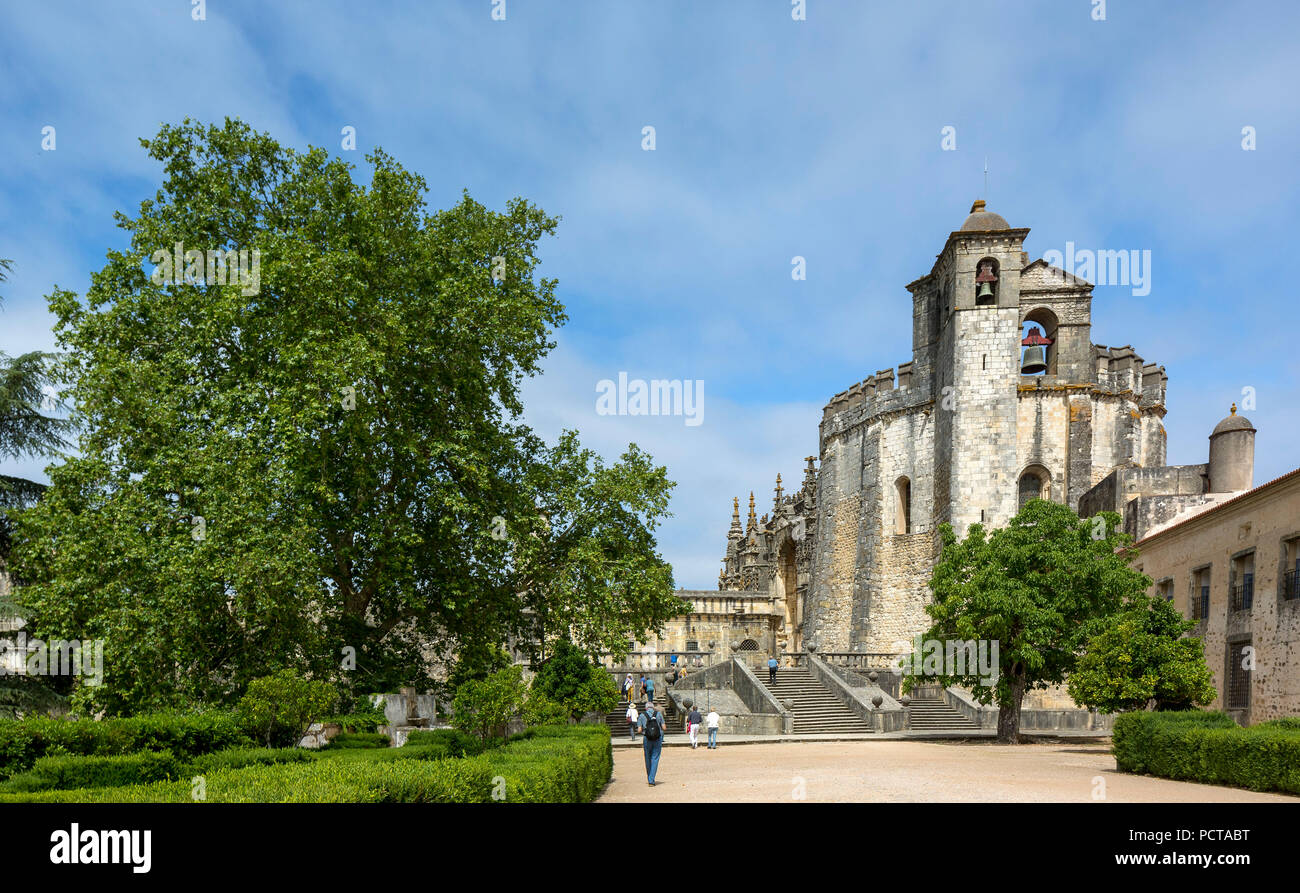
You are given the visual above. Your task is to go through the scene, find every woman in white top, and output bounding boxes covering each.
[625,702,639,740]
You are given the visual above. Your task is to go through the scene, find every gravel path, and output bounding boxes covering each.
[597,740,1297,803]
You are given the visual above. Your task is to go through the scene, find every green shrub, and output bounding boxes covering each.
[237,670,337,748]
[0,750,182,793]
[186,747,314,775]
[452,665,528,742]
[403,728,483,757]
[0,724,613,803]
[322,696,387,733]
[530,641,620,719]
[1111,710,1236,774]
[325,732,389,749]
[1112,710,1300,793]
[1257,717,1300,732]
[0,711,250,778]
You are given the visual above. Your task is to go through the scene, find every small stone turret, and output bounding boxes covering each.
[1207,403,1255,493]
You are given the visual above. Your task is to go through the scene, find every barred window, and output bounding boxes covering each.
[1227,641,1251,709]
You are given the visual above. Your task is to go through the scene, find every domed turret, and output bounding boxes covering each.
[959,199,1010,232]
[1207,403,1255,493]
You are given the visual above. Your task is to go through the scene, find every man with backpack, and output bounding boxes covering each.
[636,700,667,785]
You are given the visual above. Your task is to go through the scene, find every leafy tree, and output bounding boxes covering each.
[521,687,569,728]
[451,665,528,743]
[445,643,513,701]
[0,259,73,716]
[918,499,1149,743]
[514,431,681,662]
[1068,593,1217,713]
[236,669,337,748]
[531,638,620,719]
[9,119,677,714]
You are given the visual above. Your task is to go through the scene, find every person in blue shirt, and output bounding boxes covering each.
[767,656,779,685]
[636,701,667,785]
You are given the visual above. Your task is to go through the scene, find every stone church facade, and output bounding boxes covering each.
[700,200,1172,658]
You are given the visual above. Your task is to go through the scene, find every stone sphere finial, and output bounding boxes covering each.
[871,694,883,709]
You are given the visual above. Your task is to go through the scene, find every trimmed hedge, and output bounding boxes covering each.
[324,732,390,749]
[403,728,483,758]
[0,712,251,778]
[0,751,182,793]
[186,747,314,775]
[0,724,613,803]
[1113,710,1300,794]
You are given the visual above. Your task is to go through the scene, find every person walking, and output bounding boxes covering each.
[638,675,647,701]
[767,655,778,685]
[644,674,655,704]
[625,701,639,740]
[687,705,702,749]
[636,700,667,785]
[706,708,720,749]
[623,673,635,703]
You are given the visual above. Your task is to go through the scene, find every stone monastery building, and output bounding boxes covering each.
[669,200,1177,660]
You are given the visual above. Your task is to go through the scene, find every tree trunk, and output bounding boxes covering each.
[996,672,1026,744]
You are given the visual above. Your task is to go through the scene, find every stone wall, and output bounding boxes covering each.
[1132,469,1300,724]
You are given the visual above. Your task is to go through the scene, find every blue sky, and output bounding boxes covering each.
[1,1,1297,589]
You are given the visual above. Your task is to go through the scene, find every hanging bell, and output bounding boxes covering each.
[1021,345,1047,374]
[976,281,995,302]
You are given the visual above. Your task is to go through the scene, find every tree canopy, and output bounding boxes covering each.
[1068,593,1216,713]
[10,119,681,715]
[918,499,1150,742]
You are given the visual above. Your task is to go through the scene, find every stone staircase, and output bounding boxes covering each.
[905,692,980,732]
[757,667,872,734]
[604,699,683,738]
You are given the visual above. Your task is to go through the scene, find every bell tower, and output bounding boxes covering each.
[930,200,1031,535]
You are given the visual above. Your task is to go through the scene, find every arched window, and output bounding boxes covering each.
[737,639,759,652]
[1018,466,1050,509]
[975,258,999,306]
[895,476,912,534]
[1021,308,1060,376]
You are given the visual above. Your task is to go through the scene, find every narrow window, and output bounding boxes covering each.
[895,477,911,534]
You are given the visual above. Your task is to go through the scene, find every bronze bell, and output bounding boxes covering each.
[1021,344,1047,374]
[976,281,995,302]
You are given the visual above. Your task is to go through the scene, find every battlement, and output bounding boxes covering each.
[822,362,918,421]
[1093,344,1166,406]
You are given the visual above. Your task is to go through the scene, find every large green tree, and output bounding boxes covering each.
[1068,593,1217,713]
[11,119,680,715]
[918,499,1149,743]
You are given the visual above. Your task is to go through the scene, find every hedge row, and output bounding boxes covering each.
[0,751,183,793]
[403,728,483,758]
[324,732,390,749]
[0,712,250,779]
[0,724,613,803]
[0,746,314,794]
[1112,710,1300,794]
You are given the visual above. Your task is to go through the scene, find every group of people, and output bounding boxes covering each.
[621,671,721,786]
[622,673,657,704]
